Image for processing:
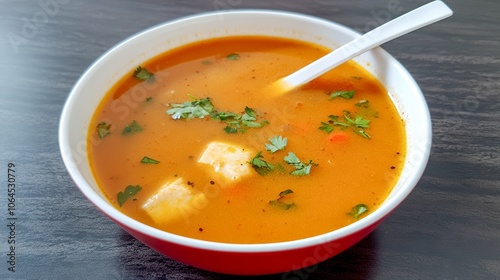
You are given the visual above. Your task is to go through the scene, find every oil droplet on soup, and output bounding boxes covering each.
[88,36,406,244]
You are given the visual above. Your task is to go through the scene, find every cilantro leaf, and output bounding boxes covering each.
[117,185,142,207]
[133,66,154,81]
[284,152,315,176]
[96,122,111,138]
[226,53,240,60]
[211,111,239,121]
[265,136,288,153]
[269,200,296,210]
[278,189,294,197]
[355,129,371,139]
[355,99,370,108]
[329,115,349,128]
[250,151,274,175]
[353,116,370,128]
[122,120,143,135]
[167,97,215,120]
[343,112,370,128]
[329,90,355,100]
[349,204,368,219]
[319,122,334,133]
[223,126,238,134]
[213,107,268,133]
[269,189,296,210]
[140,156,160,164]
[320,111,371,138]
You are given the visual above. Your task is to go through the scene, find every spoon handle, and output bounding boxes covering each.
[280,0,453,90]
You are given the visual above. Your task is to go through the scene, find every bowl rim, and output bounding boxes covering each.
[59,9,431,253]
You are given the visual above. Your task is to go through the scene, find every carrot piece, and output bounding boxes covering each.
[328,132,349,142]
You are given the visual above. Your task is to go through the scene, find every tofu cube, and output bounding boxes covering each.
[198,141,253,183]
[142,178,207,224]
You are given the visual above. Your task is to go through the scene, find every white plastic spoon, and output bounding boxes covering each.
[276,0,453,91]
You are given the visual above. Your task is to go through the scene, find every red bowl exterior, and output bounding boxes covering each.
[117,218,384,275]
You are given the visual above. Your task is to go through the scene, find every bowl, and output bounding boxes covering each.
[59,10,431,275]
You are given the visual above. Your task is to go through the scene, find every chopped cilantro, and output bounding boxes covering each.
[167,97,267,133]
[117,185,142,207]
[355,99,370,108]
[226,53,240,60]
[349,204,368,219]
[122,120,143,135]
[355,100,379,118]
[329,90,355,100]
[249,151,274,175]
[319,111,371,138]
[344,111,370,128]
[269,189,295,210]
[355,129,371,139]
[223,126,238,134]
[133,66,154,81]
[329,115,349,128]
[140,156,160,164]
[278,189,294,197]
[319,122,334,133]
[211,111,239,121]
[284,152,315,176]
[265,136,288,153]
[167,96,215,120]
[213,106,268,133]
[96,122,111,138]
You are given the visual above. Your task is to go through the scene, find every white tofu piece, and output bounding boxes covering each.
[198,141,253,183]
[142,178,207,224]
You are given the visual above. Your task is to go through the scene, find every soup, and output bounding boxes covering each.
[88,36,406,243]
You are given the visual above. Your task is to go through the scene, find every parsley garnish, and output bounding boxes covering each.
[269,189,295,210]
[249,151,274,175]
[349,204,368,219]
[96,122,111,138]
[140,156,160,164]
[133,66,154,81]
[329,90,355,100]
[167,96,215,120]
[265,136,288,153]
[226,53,240,60]
[122,120,143,135]
[284,152,316,176]
[117,185,142,207]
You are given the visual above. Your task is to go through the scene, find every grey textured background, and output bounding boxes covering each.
[0,0,499,279]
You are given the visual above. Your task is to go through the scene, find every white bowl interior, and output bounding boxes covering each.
[60,10,431,252]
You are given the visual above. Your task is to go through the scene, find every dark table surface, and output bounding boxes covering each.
[1,0,499,279]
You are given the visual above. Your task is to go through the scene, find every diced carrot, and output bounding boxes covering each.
[328,132,349,142]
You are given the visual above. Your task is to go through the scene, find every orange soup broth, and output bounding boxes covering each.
[88,36,406,243]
